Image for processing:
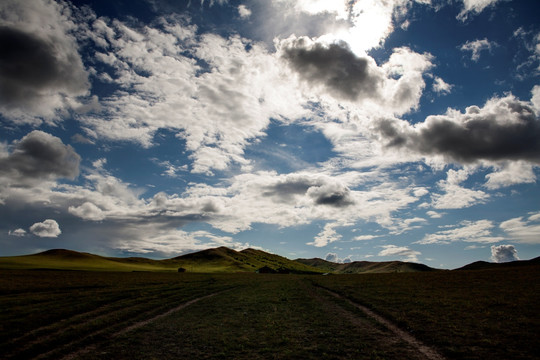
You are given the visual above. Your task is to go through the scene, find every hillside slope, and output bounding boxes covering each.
[295,258,437,274]
[456,256,540,271]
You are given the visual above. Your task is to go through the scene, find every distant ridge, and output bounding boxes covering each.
[456,256,540,271]
[295,258,437,274]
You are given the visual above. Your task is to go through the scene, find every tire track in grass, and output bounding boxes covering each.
[4,286,187,358]
[315,286,446,360]
[115,290,224,336]
[60,289,232,360]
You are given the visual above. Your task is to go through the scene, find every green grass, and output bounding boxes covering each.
[0,248,324,273]
[1,266,538,359]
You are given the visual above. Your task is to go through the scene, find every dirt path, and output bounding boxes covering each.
[316,286,446,360]
[55,290,228,360]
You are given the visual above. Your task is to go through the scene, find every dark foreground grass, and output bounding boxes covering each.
[1,267,538,359]
[78,275,424,360]
[312,265,540,360]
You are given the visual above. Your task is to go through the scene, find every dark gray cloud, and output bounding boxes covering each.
[490,244,519,263]
[262,176,353,207]
[308,183,354,207]
[0,25,88,111]
[376,96,540,163]
[280,37,382,101]
[0,130,81,183]
[262,178,315,202]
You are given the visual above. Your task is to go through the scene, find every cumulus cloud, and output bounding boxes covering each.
[375,95,540,164]
[0,130,81,184]
[490,244,519,263]
[30,219,61,238]
[68,202,105,221]
[279,37,433,115]
[460,38,497,61]
[274,0,431,54]
[325,252,352,263]
[238,5,252,18]
[280,37,383,102]
[0,0,90,123]
[308,182,354,207]
[416,219,504,245]
[378,245,420,262]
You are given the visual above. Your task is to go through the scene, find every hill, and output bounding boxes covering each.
[0,249,175,272]
[456,256,540,271]
[164,247,323,274]
[0,247,323,273]
[295,258,437,274]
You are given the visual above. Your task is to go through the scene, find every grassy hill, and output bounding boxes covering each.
[0,249,175,272]
[295,258,437,274]
[3,247,485,274]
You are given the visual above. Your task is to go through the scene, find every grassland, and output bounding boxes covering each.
[0,248,324,273]
[1,265,538,359]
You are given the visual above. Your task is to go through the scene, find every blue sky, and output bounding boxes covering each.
[1,0,539,268]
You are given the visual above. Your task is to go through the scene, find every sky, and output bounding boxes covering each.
[1,0,539,269]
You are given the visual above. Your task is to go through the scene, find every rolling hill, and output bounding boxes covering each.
[295,257,437,274]
[0,247,323,273]
[9,247,532,274]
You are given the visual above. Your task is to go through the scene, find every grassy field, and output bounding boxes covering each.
[1,266,538,359]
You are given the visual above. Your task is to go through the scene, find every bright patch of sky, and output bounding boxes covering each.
[1,0,539,268]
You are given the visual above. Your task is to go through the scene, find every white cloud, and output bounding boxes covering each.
[500,212,540,244]
[484,161,537,189]
[30,219,61,238]
[353,234,380,241]
[238,5,252,18]
[426,211,443,218]
[8,228,26,237]
[460,38,497,61]
[432,76,453,95]
[416,219,504,245]
[83,17,307,174]
[531,85,540,113]
[490,244,519,263]
[431,169,489,209]
[457,0,499,21]
[309,223,342,247]
[378,245,421,262]
[68,202,105,221]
